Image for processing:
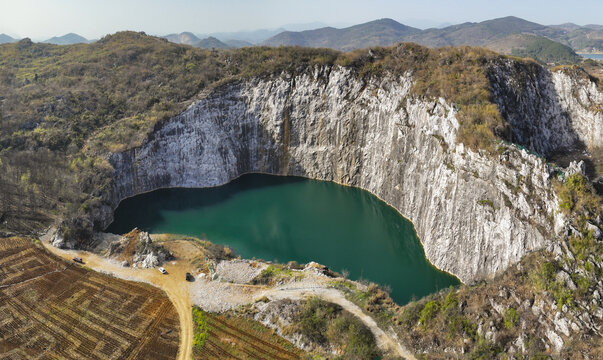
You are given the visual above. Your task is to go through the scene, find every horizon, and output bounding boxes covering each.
[1,0,602,41]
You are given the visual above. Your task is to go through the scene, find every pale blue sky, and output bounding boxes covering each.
[1,0,601,40]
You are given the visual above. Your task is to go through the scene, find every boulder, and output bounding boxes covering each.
[564,160,586,178]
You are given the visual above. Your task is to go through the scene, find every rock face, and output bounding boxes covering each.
[105,65,601,283]
[51,217,94,249]
[488,60,602,155]
[130,231,172,268]
[103,229,172,268]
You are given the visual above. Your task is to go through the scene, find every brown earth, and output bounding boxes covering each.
[0,237,180,359]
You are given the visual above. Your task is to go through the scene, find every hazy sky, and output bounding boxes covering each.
[1,0,601,40]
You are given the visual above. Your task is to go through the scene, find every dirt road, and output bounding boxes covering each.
[266,287,417,360]
[41,239,194,360]
[41,235,414,360]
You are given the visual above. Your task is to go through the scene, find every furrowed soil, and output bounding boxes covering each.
[40,235,193,360]
[195,311,303,360]
[0,237,180,359]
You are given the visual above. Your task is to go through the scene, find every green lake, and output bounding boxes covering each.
[107,174,459,304]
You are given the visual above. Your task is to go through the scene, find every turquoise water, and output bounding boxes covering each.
[107,174,459,304]
[579,53,603,60]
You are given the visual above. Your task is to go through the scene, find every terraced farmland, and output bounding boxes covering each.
[0,237,180,359]
[194,310,302,360]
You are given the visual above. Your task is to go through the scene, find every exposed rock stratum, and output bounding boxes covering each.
[103,64,601,283]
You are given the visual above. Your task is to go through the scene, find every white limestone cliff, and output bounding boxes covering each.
[104,64,601,284]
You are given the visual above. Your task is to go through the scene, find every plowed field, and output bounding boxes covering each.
[194,311,302,360]
[0,237,180,359]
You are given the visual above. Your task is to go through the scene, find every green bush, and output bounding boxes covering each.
[253,264,293,284]
[569,234,597,261]
[531,261,556,290]
[192,307,208,349]
[551,281,574,310]
[442,288,459,317]
[555,173,601,216]
[467,338,501,359]
[573,274,591,296]
[297,297,333,344]
[419,300,440,326]
[328,313,380,359]
[504,307,519,329]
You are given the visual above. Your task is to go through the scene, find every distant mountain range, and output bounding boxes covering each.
[43,33,90,45]
[402,16,603,54]
[161,33,233,49]
[258,16,601,63]
[196,37,230,49]
[4,16,602,63]
[1,32,92,45]
[263,18,421,51]
[163,32,200,46]
[224,39,253,48]
[0,34,17,44]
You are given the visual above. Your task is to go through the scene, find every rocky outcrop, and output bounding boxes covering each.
[51,217,94,249]
[100,229,173,268]
[488,60,603,156]
[105,64,600,284]
[130,231,173,268]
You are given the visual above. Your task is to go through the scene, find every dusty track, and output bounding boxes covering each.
[42,235,415,359]
[266,287,417,360]
[41,239,193,360]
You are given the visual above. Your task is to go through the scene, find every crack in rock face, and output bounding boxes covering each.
[104,65,601,284]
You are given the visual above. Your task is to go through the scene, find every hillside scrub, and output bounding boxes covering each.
[288,296,381,359]
[509,36,581,64]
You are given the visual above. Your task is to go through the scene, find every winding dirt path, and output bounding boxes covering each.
[40,235,414,360]
[40,240,193,360]
[265,287,417,360]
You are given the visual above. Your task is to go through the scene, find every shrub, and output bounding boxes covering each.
[555,173,601,216]
[253,264,293,285]
[399,301,424,330]
[569,234,597,261]
[297,297,335,344]
[551,281,574,310]
[419,300,440,326]
[477,199,496,210]
[504,307,519,329]
[294,297,380,358]
[442,288,459,314]
[467,338,501,359]
[192,307,208,349]
[327,313,380,359]
[531,261,556,290]
[573,274,591,296]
